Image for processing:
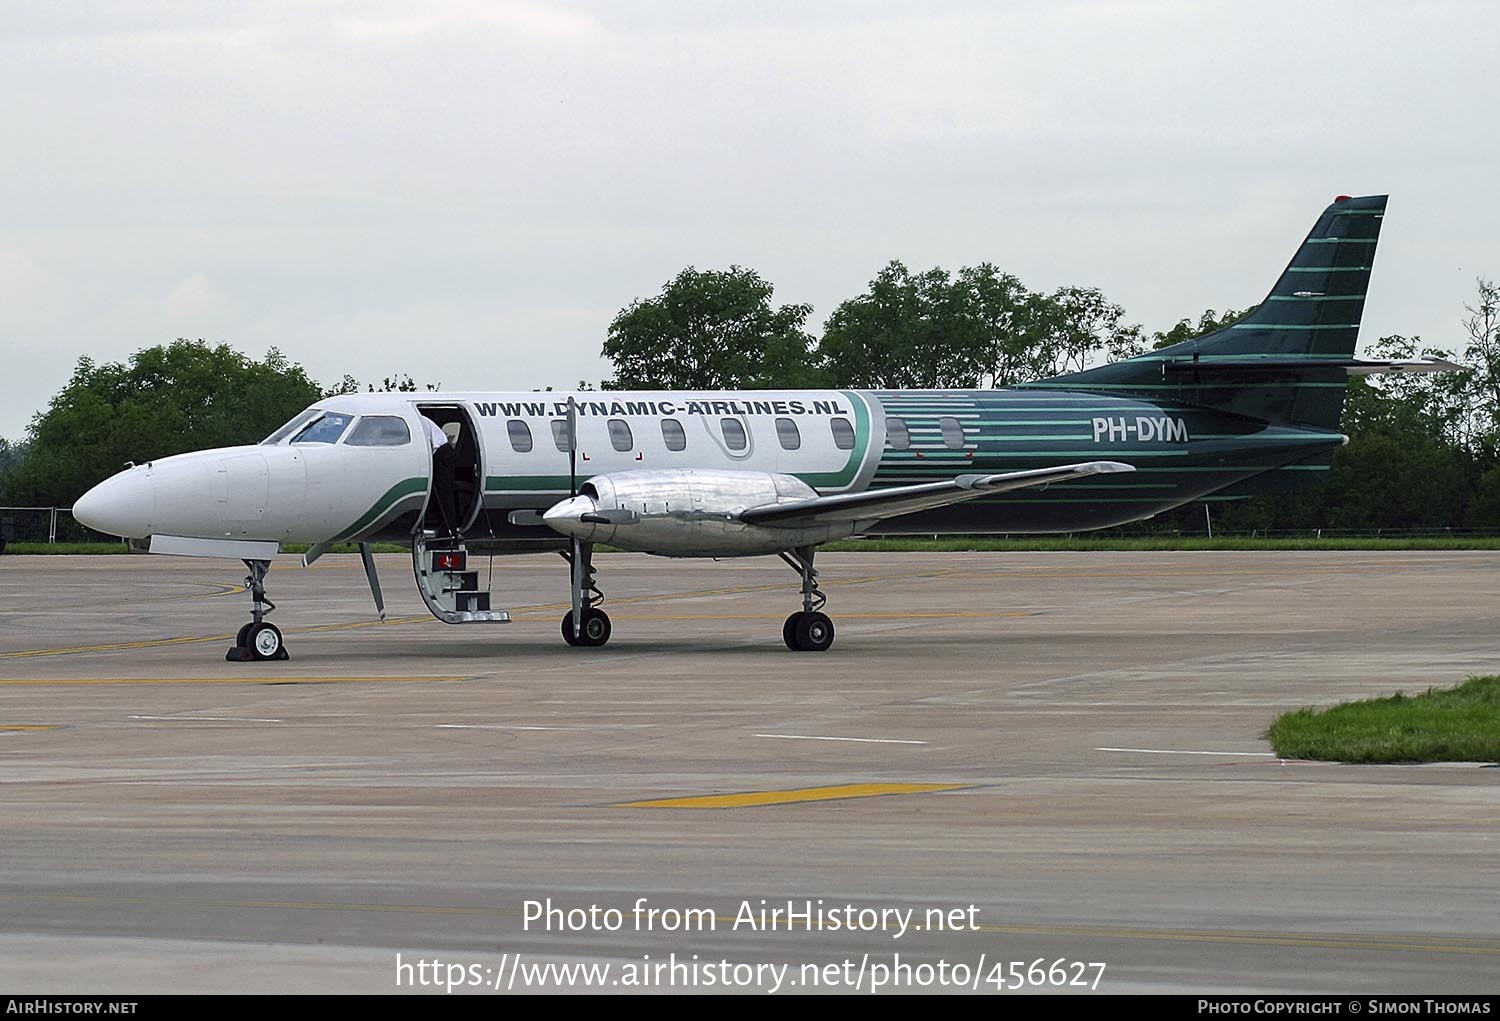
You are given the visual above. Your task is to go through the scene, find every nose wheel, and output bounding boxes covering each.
[226,559,289,662]
[560,539,611,648]
[780,546,835,652]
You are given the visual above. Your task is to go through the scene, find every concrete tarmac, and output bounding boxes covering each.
[0,550,1496,994]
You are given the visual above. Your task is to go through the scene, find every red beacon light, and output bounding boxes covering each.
[434,551,466,572]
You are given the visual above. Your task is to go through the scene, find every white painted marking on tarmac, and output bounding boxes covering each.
[1097,747,1276,757]
[436,724,656,731]
[128,715,283,723]
[755,733,928,745]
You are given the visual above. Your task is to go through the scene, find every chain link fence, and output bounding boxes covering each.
[0,507,121,549]
[3,506,1498,553]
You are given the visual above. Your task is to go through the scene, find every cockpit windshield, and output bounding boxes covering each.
[290,412,355,444]
[261,409,322,446]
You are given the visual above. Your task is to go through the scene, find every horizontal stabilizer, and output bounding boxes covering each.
[1160,355,1463,378]
[740,461,1134,528]
[1343,357,1465,376]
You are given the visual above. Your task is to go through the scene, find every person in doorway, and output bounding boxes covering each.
[423,417,460,536]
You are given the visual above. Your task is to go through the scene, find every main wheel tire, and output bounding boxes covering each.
[579,608,612,647]
[793,611,835,652]
[782,612,803,650]
[248,622,284,661]
[561,609,612,647]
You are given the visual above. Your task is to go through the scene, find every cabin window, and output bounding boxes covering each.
[262,409,322,445]
[291,412,355,445]
[830,417,855,450]
[550,419,571,452]
[939,416,965,450]
[885,416,910,451]
[720,418,747,451]
[506,419,533,453]
[608,419,634,452]
[660,419,687,451]
[775,417,801,450]
[344,415,411,447]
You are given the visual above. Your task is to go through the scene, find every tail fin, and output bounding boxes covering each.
[1045,194,1388,430]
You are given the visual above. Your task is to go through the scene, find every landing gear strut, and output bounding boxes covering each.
[560,538,611,647]
[780,545,834,652]
[226,559,287,662]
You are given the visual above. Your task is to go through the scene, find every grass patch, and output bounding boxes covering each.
[825,536,1500,552]
[1266,676,1500,763]
[1,541,413,556]
[3,542,133,554]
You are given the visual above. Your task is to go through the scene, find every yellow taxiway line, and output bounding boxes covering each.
[616,782,969,809]
[0,676,467,686]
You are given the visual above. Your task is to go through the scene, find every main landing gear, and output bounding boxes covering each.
[226,558,288,662]
[551,540,833,652]
[780,545,834,652]
[560,538,611,648]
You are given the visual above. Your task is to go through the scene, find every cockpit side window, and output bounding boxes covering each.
[261,409,322,445]
[291,412,355,444]
[344,415,412,446]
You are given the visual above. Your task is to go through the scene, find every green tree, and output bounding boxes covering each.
[961,264,1056,386]
[9,340,323,507]
[324,373,441,395]
[1469,463,1500,529]
[0,437,31,503]
[820,262,987,389]
[1455,278,1500,459]
[1150,306,1256,349]
[603,266,824,390]
[821,263,1140,389]
[1040,285,1143,374]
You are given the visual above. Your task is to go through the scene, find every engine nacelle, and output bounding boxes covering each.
[541,469,852,556]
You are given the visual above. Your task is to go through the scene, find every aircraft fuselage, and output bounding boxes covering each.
[73,386,1343,548]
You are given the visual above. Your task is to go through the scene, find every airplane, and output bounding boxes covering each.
[72,194,1454,661]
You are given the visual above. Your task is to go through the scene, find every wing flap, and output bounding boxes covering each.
[740,461,1134,528]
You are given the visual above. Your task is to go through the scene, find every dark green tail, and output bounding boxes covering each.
[1042,194,1387,430]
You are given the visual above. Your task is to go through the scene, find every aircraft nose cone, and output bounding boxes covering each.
[73,467,155,539]
[541,495,598,540]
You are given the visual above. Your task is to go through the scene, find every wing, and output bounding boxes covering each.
[739,461,1134,528]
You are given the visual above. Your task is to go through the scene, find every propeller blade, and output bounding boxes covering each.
[570,537,584,639]
[567,395,578,498]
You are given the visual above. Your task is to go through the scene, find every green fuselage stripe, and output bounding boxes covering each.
[336,477,428,541]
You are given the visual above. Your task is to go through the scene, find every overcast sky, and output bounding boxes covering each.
[3,1,1497,440]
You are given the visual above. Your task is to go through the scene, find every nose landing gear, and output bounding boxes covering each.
[226,559,288,662]
[560,539,611,647]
